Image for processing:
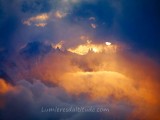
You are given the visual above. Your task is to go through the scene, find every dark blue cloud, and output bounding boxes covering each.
[21,0,53,13]
[0,16,19,50]
[117,0,160,59]
[69,0,116,37]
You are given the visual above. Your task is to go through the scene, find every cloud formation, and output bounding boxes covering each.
[1,41,160,120]
[0,0,160,120]
[23,13,49,27]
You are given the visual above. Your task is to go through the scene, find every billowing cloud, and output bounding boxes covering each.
[1,44,160,119]
[0,0,160,120]
[1,41,159,119]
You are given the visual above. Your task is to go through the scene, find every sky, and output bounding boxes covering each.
[0,0,160,120]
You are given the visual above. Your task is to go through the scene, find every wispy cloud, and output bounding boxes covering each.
[23,13,49,27]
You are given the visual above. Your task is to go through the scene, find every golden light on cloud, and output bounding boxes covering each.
[35,23,47,27]
[59,71,134,98]
[0,79,12,94]
[68,41,117,55]
[33,14,49,21]
[23,13,49,27]
[55,11,67,19]
[92,47,98,53]
[106,42,111,46]
[68,44,90,55]
[25,40,160,120]
[1,0,159,119]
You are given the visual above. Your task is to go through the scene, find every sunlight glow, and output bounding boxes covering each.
[105,42,111,46]
[68,42,117,55]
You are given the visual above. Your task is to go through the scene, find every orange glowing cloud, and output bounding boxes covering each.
[14,40,160,119]
[0,79,12,94]
[0,79,13,108]
[23,13,49,27]
[35,23,47,27]
[68,41,117,55]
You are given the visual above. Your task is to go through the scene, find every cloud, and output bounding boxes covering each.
[23,13,49,27]
[1,41,158,119]
[0,0,123,52]
[68,41,117,55]
[90,23,97,29]
[21,0,52,13]
[0,79,13,94]
[0,0,160,120]
[0,44,160,120]
[35,23,47,27]
[0,79,114,120]
[54,10,67,19]
[1,50,160,119]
